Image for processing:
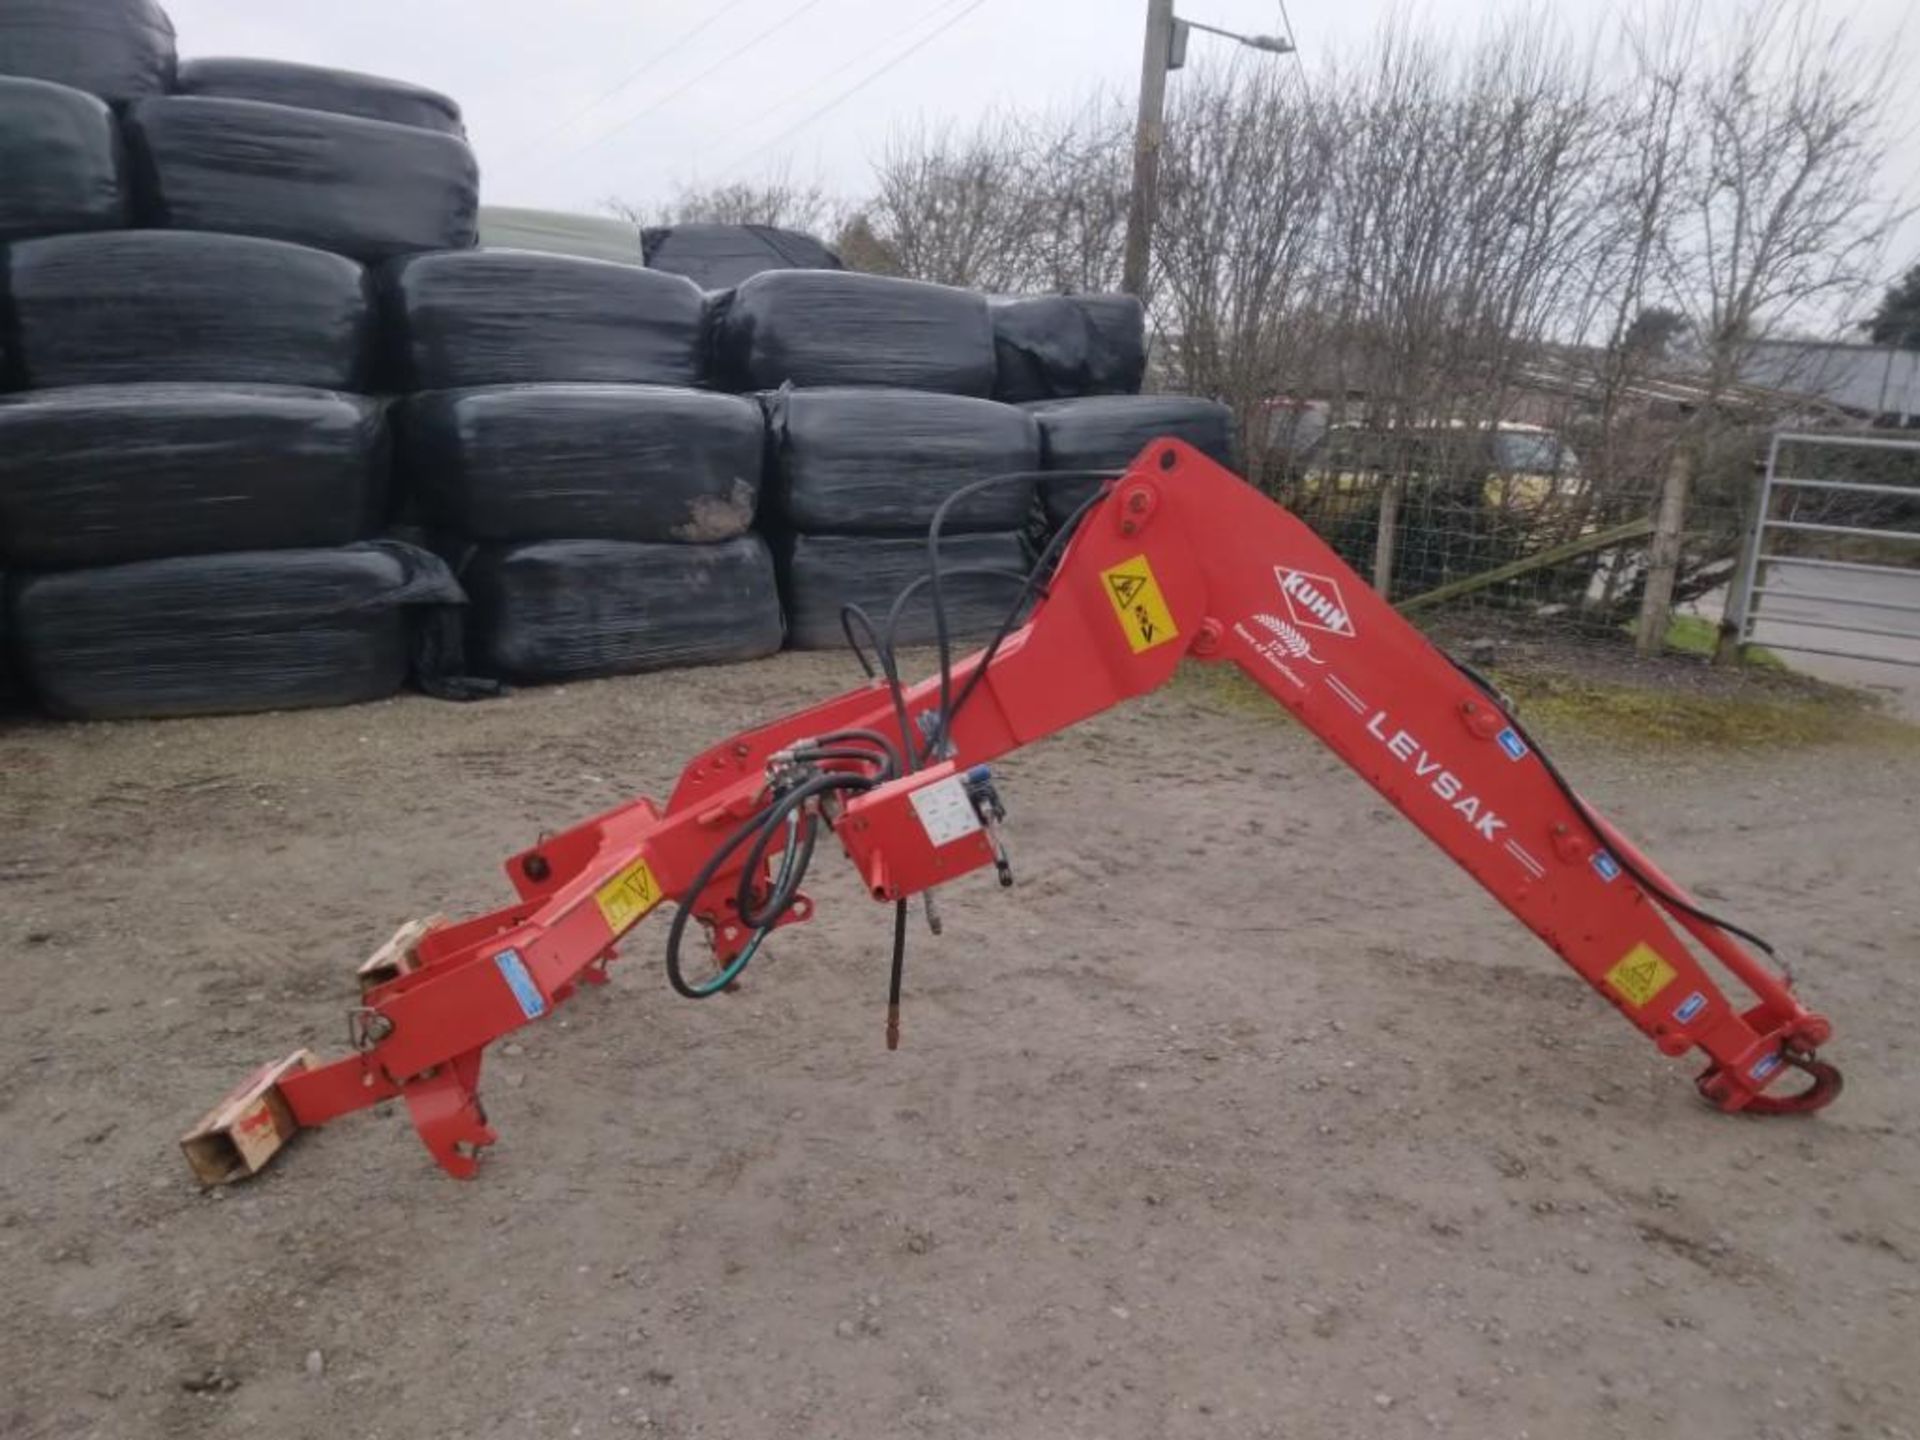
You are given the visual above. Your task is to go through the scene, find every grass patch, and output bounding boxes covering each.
[1490,670,1902,749]
[1636,612,1785,670]
[1177,656,1912,751]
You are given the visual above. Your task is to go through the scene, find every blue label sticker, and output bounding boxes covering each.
[494,948,546,1021]
[1750,1052,1783,1081]
[1496,727,1529,761]
[1674,991,1707,1025]
[1592,852,1622,882]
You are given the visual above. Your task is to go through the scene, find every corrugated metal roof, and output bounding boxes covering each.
[1738,340,1920,422]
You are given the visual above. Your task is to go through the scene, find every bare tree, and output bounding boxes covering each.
[1665,0,1898,390]
[1012,96,1134,293]
[861,115,1042,291]
[856,104,1131,294]
[1642,0,1900,652]
[1297,21,1620,592]
[608,165,841,236]
[1151,60,1332,473]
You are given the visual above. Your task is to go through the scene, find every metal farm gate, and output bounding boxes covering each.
[1729,431,1920,669]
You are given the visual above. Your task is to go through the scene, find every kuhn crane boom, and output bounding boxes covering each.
[182,441,1839,1186]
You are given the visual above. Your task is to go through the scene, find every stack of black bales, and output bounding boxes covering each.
[0,1,481,719]
[0,0,166,713]
[987,293,1236,533]
[386,250,783,684]
[712,271,1091,650]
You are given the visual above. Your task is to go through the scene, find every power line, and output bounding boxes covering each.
[512,0,759,158]
[721,0,994,177]
[1275,0,1309,87]
[698,0,976,165]
[556,0,834,169]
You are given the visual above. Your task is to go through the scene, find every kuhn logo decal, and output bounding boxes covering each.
[1276,567,1356,638]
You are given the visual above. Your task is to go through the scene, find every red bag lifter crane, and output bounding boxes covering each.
[182,442,1841,1186]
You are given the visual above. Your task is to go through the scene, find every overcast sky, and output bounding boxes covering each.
[165,0,1918,293]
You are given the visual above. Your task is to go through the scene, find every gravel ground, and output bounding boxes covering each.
[1,651,1916,1440]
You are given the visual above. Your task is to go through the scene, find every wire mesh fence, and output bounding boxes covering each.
[1258,416,1770,658]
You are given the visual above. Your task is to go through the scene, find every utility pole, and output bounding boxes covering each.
[1121,0,1176,299]
[1120,2,1293,299]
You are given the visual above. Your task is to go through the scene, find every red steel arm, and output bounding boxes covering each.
[195,442,1837,1183]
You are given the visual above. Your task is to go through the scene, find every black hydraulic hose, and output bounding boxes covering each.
[841,601,919,765]
[882,566,1035,655]
[736,770,873,928]
[736,809,821,930]
[840,602,882,679]
[812,729,905,776]
[923,469,1119,765]
[784,746,896,771]
[794,474,1121,1036]
[933,481,1114,760]
[885,899,909,1050]
[852,565,1041,769]
[882,565,1036,757]
[664,800,795,999]
[1446,655,1778,957]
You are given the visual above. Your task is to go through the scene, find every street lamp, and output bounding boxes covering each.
[1121,2,1296,297]
[1172,16,1297,64]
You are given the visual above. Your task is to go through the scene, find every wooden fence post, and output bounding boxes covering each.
[1372,479,1400,597]
[1635,445,1692,655]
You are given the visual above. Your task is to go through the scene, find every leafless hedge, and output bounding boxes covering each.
[635,0,1901,644]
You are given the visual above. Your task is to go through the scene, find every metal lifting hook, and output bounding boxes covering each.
[1698,1048,1844,1116]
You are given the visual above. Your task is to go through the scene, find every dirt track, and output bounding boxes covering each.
[2,652,1916,1440]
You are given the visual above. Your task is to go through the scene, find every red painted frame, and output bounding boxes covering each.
[270,442,1837,1178]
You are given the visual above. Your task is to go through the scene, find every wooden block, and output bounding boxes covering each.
[180,1050,315,1186]
[356,915,443,997]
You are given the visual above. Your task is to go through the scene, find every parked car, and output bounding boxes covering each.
[1295,421,1583,512]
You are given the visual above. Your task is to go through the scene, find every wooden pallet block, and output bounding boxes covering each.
[356,915,444,996]
[179,1050,316,1186]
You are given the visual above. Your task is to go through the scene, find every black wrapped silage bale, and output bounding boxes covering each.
[397,384,762,544]
[10,542,467,720]
[460,535,785,684]
[382,250,707,390]
[4,231,375,390]
[989,293,1147,403]
[0,77,125,243]
[714,270,995,397]
[176,57,464,136]
[123,96,479,264]
[768,389,1040,536]
[0,384,389,568]
[1028,395,1237,528]
[0,0,175,102]
[641,222,842,289]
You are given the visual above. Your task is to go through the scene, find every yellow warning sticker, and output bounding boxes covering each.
[1605,942,1677,1009]
[594,856,662,937]
[1100,554,1179,654]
